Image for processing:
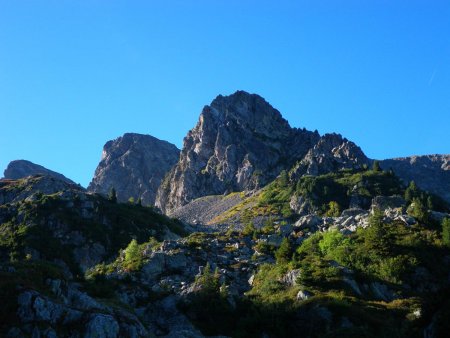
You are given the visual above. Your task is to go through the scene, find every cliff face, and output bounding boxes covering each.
[155,91,321,213]
[3,160,76,184]
[380,155,450,203]
[88,133,179,205]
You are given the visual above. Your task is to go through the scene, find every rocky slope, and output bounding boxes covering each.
[155,91,321,213]
[3,160,76,184]
[1,170,449,337]
[381,154,450,203]
[88,133,179,206]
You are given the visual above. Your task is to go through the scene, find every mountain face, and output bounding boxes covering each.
[155,91,321,213]
[3,160,76,184]
[88,133,179,205]
[380,154,450,203]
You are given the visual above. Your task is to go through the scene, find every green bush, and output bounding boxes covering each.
[443,218,450,247]
[275,238,293,264]
[123,239,143,271]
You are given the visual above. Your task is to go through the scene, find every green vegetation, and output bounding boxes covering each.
[0,190,187,276]
[212,168,409,225]
[275,238,293,264]
[123,239,143,271]
[108,187,117,203]
[443,218,450,247]
[185,207,450,337]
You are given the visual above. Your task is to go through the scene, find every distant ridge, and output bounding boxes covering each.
[3,159,76,185]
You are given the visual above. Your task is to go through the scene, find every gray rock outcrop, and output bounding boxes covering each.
[380,155,450,203]
[155,90,320,213]
[3,160,76,184]
[88,133,179,205]
[290,133,369,178]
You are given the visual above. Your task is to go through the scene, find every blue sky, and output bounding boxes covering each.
[1,0,449,187]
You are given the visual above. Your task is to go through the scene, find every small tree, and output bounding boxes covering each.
[108,187,117,203]
[405,181,419,203]
[326,201,341,217]
[442,218,450,247]
[365,208,389,256]
[196,263,220,293]
[372,160,381,172]
[427,196,434,210]
[408,197,428,224]
[123,239,142,271]
[275,238,293,264]
[279,170,289,187]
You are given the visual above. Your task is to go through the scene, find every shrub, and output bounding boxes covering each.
[326,201,341,217]
[318,230,350,261]
[275,238,293,264]
[443,218,450,247]
[123,239,143,271]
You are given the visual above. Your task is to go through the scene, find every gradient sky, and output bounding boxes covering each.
[1,0,449,187]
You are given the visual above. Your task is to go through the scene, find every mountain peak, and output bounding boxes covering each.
[3,159,76,185]
[155,93,320,213]
[88,133,180,205]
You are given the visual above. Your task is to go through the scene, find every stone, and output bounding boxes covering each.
[294,215,322,230]
[280,269,301,286]
[84,314,119,338]
[370,282,396,301]
[343,278,362,296]
[267,234,283,247]
[290,195,314,216]
[248,274,255,286]
[296,290,313,301]
[371,195,405,212]
[341,208,366,217]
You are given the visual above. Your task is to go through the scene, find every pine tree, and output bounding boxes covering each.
[372,160,381,172]
[108,187,117,203]
[442,218,450,247]
[275,238,293,264]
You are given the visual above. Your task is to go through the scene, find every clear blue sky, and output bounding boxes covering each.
[1,0,449,187]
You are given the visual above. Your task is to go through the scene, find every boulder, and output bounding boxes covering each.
[294,215,322,230]
[371,195,406,212]
[84,314,119,338]
[296,290,313,301]
[280,269,301,286]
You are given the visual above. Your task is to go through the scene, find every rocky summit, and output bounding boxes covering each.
[3,159,76,185]
[88,133,179,206]
[155,91,321,213]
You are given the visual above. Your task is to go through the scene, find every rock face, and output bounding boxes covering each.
[88,133,179,205]
[380,155,450,203]
[290,133,370,178]
[3,160,76,184]
[155,90,320,213]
